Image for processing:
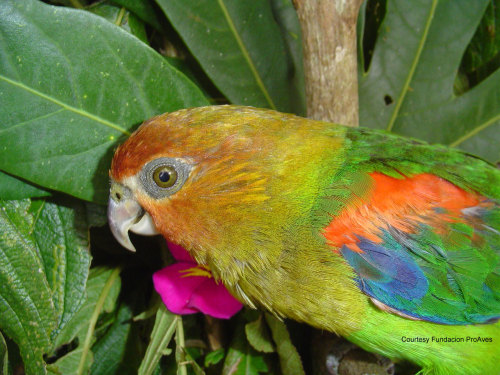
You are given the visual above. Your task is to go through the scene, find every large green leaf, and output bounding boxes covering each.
[0,0,208,203]
[48,348,93,375]
[155,0,294,112]
[0,198,91,375]
[359,0,500,162]
[49,267,121,375]
[269,0,306,116]
[52,268,121,346]
[0,171,50,200]
[29,199,91,339]
[90,304,135,375]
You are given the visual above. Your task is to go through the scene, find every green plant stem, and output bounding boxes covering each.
[76,267,122,375]
[176,316,188,375]
[138,306,178,375]
[115,7,126,26]
[69,0,84,9]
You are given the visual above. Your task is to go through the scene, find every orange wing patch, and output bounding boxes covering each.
[322,173,481,253]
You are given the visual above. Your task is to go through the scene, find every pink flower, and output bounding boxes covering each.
[153,242,243,319]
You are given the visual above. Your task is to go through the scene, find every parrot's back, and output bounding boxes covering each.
[322,127,500,374]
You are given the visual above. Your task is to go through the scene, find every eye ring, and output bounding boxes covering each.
[153,165,178,188]
[139,157,191,199]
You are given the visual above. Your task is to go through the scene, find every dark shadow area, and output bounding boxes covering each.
[361,0,387,73]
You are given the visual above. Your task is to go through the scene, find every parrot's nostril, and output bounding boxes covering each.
[115,192,122,201]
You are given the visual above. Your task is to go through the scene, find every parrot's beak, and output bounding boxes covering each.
[108,182,159,252]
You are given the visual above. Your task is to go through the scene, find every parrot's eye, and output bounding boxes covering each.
[153,165,177,188]
[139,157,191,199]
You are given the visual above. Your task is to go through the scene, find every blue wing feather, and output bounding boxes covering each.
[341,213,500,324]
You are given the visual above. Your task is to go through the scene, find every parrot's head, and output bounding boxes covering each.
[108,105,345,270]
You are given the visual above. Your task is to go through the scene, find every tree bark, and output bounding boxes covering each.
[293,0,363,126]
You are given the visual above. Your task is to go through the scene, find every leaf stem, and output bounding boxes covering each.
[76,267,121,375]
[69,0,84,9]
[176,316,188,375]
[115,7,126,26]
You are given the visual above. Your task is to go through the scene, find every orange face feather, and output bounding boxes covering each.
[110,106,346,264]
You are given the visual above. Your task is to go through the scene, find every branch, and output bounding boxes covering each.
[293,0,364,126]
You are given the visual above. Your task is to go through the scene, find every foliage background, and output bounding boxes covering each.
[0,0,499,374]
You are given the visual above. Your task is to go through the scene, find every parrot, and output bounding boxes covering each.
[107,105,500,375]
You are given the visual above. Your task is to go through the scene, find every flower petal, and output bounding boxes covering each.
[189,279,243,319]
[153,262,243,319]
[167,242,194,262]
[153,263,206,315]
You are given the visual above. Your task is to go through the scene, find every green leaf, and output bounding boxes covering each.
[138,305,178,375]
[0,171,50,200]
[155,0,294,111]
[359,0,500,162]
[0,199,80,374]
[204,348,225,367]
[48,348,93,375]
[54,267,120,347]
[29,199,91,340]
[269,0,306,116]
[0,198,91,374]
[245,315,274,353]
[0,0,208,203]
[264,314,304,375]
[0,331,8,375]
[90,304,135,375]
[222,326,268,375]
[51,267,122,374]
[88,2,148,43]
[357,0,367,74]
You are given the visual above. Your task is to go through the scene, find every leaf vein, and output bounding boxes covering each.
[450,113,500,147]
[0,109,65,135]
[216,0,276,109]
[0,75,130,136]
[386,0,438,132]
